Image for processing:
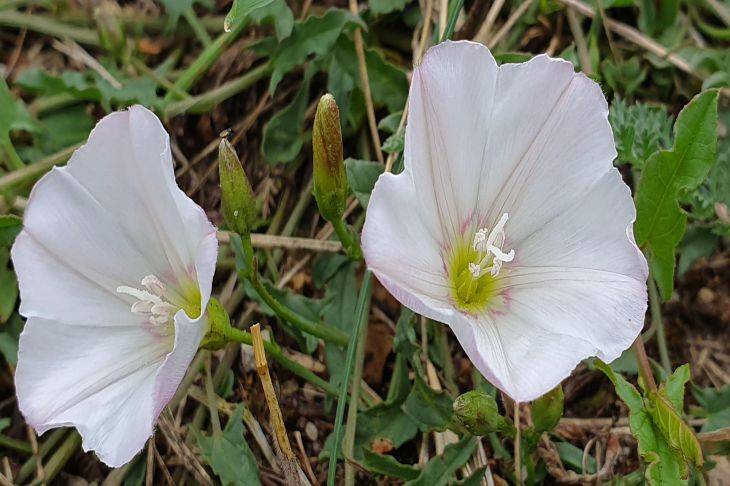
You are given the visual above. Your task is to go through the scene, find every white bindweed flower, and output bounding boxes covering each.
[12,105,218,467]
[362,41,648,402]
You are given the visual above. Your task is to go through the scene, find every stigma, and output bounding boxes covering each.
[469,212,515,278]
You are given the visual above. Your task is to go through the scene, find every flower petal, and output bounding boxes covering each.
[509,169,648,282]
[15,313,205,467]
[12,105,216,325]
[406,41,499,240]
[451,264,646,402]
[480,54,616,236]
[362,172,455,322]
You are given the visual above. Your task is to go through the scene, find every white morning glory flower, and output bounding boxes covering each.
[12,105,218,467]
[362,41,648,402]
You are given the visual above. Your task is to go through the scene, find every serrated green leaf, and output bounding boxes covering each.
[405,436,477,486]
[532,385,564,435]
[224,0,275,31]
[268,10,362,93]
[692,384,730,432]
[382,129,404,153]
[602,57,646,97]
[345,158,383,208]
[647,390,704,471]
[596,361,688,485]
[635,90,720,300]
[662,364,690,412]
[609,98,673,169]
[362,448,419,480]
[194,405,261,486]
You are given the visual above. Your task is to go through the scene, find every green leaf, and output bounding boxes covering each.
[224,0,275,31]
[450,466,488,485]
[602,57,646,98]
[596,361,688,484]
[634,90,720,300]
[0,249,17,324]
[345,158,383,208]
[268,10,362,93]
[382,129,405,154]
[362,448,419,480]
[159,0,213,30]
[692,384,730,432]
[261,69,312,165]
[370,0,410,15]
[331,37,408,113]
[531,385,564,435]
[637,0,679,35]
[405,436,478,486]
[247,0,294,40]
[554,441,596,473]
[646,391,704,471]
[194,405,261,486]
[0,314,23,365]
[662,364,690,413]
[0,215,22,247]
[609,98,673,169]
[0,77,35,164]
[321,401,419,461]
[403,375,454,432]
[378,111,402,134]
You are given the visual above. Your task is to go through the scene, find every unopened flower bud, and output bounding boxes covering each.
[95,1,126,57]
[313,94,347,222]
[453,391,513,436]
[218,137,257,237]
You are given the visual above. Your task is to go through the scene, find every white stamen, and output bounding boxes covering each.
[141,274,167,296]
[469,212,515,278]
[117,275,177,328]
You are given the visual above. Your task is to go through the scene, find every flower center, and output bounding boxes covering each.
[117,275,201,333]
[448,213,515,313]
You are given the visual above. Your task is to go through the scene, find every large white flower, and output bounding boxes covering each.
[12,105,218,467]
[362,41,648,402]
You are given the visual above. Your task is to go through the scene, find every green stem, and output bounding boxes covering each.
[343,295,369,486]
[28,93,82,117]
[0,433,32,454]
[0,143,79,192]
[225,327,339,396]
[648,274,671,373]
[2,139,24,170]
[30,432,81,485]
[16,429,67,484]
[204,353,222,435]
[327,272,372,486]
[332,218,362,260]
[248,270,349,346]
[164,62,271,117]
[130,57,190,100]
[0,11,99,45]
[182,7,213,46]
[164,18,249,102]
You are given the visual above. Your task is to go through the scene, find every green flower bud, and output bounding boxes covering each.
[95,2,126,57]
[218,137,257,237]
[453,391,514,436]
[531,385,564,435]
[312,94,348,222]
